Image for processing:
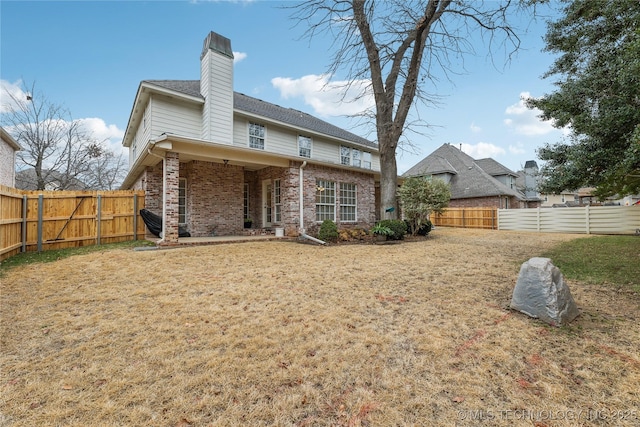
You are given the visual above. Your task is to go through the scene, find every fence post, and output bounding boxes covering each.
[21,195,27,253]
[96,195,102,245]
[462,209,465,228]
[586,205,590,234]
[37,194,43,252]
[133,194,138,241]
[537,207,541,232]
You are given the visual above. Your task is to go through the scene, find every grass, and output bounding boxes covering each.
[0,240,155,274]
[1,229,639,426]
[541,235,640,292]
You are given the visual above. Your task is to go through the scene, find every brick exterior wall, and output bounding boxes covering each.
[140,158,377,238]
[449,195,527,209]
[163,152,180,243]
[185,160,244,236]
[0,139,17,187]
[295,162,376,233]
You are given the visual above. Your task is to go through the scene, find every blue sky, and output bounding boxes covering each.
[1,0,567,175]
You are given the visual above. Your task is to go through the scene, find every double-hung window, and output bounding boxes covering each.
[315,179,335,222]
[339,183,357,222]
[362,152,372,169]
[249,122,265,149]
[340,146,351,165]
[352,149,361,167]
[341,145,371,169]
[298,135,312,158]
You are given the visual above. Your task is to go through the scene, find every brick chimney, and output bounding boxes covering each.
[200,31,234,143]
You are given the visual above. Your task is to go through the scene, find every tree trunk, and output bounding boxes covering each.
[379,140,398,220]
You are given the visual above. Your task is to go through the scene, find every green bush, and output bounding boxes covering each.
[318,219,339,243]
[377,219,407,240]
[405,219,432,236]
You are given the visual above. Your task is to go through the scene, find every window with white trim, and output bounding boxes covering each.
[339,183,357,222]
[315,179,335,222]
[274,179,282,222]
[179,178,187,225]
[298,135,312,158]
[362,152,372,169]
[340,146,351,165]
[352,149,361,167]
[249,122,265,149]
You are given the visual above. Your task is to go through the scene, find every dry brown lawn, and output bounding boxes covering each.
[1,228,639,427]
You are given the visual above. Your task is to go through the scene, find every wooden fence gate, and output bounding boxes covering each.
[1,185,146,261]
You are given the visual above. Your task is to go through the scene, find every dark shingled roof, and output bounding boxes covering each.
[403,143,523,200]
[474,158,517,177]
[144,80,376,149]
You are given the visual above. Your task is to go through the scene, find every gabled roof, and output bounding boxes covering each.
[474,157,517,177]
[403,143,524,200]
[143,80,376,149]
[1,127,21,150]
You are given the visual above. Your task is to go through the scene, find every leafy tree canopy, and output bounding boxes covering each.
[398,176,450,235]
[527,0,640,198]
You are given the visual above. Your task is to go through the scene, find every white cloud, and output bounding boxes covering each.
[459,142,506,158]
[508,142,526,155]
[470,122,482,133]
[77,117,126,155]
[0,79,27,114]
[1,79,126,157]
[504,91,558,136]
[271,74,374,117]
[233,51,247,64]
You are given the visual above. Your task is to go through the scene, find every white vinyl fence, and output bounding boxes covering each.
[498,206,640,234]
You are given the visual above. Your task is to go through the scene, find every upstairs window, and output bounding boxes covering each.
[352,149,361,167]
[249,122,265,149]
[298,135,312,158]
[341,145,371,169]
[362,152,372,169]
[340,146,351,165]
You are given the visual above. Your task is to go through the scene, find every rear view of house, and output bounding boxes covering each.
[121,31,380,243]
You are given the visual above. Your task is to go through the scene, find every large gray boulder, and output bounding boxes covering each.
[510,257,579,326]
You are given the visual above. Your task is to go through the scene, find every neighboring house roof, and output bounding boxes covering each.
[15,169,87,191]
[1,127,21,151]
[403,143,524,200]
[143,80,376,149]
[474,157,517,177]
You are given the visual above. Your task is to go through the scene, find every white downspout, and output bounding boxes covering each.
[298,161,326,245]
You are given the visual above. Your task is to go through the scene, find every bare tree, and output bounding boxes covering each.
[1,81,122,190]
[291,0,529,218]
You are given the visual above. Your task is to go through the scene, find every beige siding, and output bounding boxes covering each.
[150,96,201,140]
[201,50,234,143]
[232,116,380,172]
[129,103,152,166]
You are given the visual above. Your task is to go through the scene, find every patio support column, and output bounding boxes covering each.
[162,151,180,243]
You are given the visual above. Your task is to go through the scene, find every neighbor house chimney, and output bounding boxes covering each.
[200,31,234,143]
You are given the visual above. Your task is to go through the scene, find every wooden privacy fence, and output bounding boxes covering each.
[431,208,498,230]
[0,185,146,261]
[498,205,640,235]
